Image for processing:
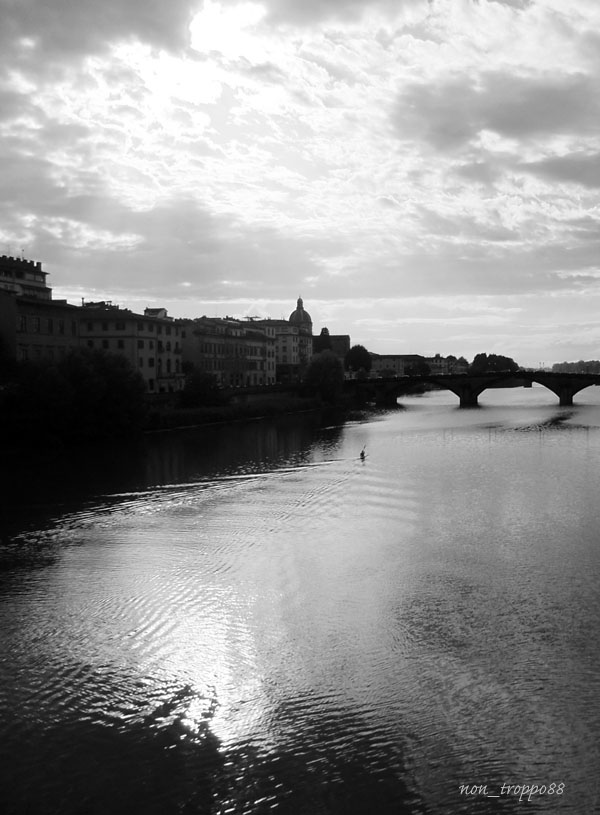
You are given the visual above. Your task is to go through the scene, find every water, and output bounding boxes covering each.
[2,386,600,814]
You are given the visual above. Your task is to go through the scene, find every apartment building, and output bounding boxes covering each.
[0,255,52,300]
[180,316,276,386]
[369,354,426,377]
[79,302,184,393]
[0,257,80,361]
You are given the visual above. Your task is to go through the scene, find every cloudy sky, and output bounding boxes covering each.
[2,0,600,365]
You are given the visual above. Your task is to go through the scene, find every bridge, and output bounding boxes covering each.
[345,371,600,408]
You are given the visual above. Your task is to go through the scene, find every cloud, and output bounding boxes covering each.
[392,71,599,151]
[3,0,600,367]
[253,0,426,27]
[520,153,600,189]
[1,0,196,61]
[488,0,533,8]
[24,194,328,303]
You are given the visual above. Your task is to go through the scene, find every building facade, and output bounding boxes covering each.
[369,354,426,377]
[0,255,52,300]
[0,257,80,362]
[313,327,350,362]
[79,302,184,393]
[287,297,313,369]
[179,316,276,386]
[370,353,469,377]
[15,297,81,362]
[253,298,314,382]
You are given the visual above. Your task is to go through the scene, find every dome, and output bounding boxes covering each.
[289,297,312,328]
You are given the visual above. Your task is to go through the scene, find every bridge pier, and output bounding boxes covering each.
[539,383,579,406]
[558,388,574,407]
[454,384,481,408]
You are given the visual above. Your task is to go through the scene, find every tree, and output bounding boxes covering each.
[61,349,147,439]
[469,353,519,374]
[344,344,371,374]
[405,361,431,376]
[304,351,345,403]
[0,348,146,445]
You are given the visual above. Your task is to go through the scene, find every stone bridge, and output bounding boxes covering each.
[345,371,600,408]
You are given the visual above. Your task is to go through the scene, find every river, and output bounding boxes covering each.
[1,385,599,814]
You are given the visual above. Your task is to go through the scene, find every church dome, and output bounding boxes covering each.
[289,297,312,328]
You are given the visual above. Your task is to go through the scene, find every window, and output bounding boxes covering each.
[149,357,155,368]
[19,315,26,332]
[87,340,94,348]
[87,321,93,331]
[33,317,41,333]
[148,378,155,391]
[102,321,109,331]
[138,339,144,349]
[116,321,125,330]
[71,321,77,336]
[47,318,54,333]
[117,339,124,349]
[102,340,109,349]
[58,320,65,335]
[138,358,144,367]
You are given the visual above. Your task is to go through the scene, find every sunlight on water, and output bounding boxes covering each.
[2,387,600,813]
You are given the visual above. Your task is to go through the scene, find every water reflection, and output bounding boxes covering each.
[2,389,600,813]
[2,663,223,815]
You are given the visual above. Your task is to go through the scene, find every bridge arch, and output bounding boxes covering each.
[354,372,600,408]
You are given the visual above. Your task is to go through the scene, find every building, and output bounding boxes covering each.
[179,316,276,386]
[254,297,314,382]
[287,297,313,368]
[423,354,469,374]
[79,302,184,393]
[369,353,469,377]
[0,255,52,300]
[0,257,80,361]
[14,296,81,362]
[313,328,350,362]
[369,354,426,377]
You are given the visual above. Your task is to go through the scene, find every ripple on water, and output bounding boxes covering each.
[2,409,600,815]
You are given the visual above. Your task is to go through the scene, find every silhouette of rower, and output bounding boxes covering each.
[360,446,366,461]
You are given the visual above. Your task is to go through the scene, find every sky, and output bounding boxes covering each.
[2,0,600,366]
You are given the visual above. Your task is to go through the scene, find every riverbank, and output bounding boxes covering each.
[143,394,324,431]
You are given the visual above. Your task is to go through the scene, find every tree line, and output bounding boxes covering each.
[0,348,147,446]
